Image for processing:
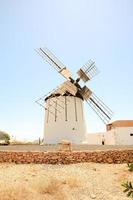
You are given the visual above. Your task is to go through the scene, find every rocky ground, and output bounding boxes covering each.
[0,163,133,200]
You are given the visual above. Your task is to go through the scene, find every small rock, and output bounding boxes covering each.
[90,193,96,199]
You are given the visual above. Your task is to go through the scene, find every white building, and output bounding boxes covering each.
[86,120,133,145]
[106,120,133,145]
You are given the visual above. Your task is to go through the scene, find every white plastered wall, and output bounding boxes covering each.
[86,127,133,145]
[114,127,133,145]
[44,96,87,144]
[86,131,116,145]
[86,133,104,145]
[104,130,115,145]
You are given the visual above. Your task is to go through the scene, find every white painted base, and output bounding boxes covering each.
[44,96,87,144]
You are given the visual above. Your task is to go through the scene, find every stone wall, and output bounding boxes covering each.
[0,149,132,164]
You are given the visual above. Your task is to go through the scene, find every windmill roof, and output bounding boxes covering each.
[45,91,83,101]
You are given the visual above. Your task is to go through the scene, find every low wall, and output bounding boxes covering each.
[0,149,132,164]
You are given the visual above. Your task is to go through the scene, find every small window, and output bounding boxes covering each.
[130,133,133,136]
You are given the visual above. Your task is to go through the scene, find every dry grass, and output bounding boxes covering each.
[0,183,34,200]
[0,163,132,200]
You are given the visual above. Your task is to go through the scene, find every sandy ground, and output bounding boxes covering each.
[0,163,132,200]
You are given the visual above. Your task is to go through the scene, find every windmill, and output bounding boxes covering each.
[35,47,113,144]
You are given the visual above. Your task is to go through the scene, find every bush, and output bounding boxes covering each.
[0,131,10,144]
[122,181,133,198]
[127,163,133,172]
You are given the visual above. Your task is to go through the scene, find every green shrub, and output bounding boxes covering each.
[122,181,133,198]
[0,131,10,144]
[127,163,133,172]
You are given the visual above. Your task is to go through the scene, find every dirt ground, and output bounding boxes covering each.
[0,163,133,200]
[0,144,133,152]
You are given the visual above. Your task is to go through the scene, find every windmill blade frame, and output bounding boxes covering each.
[77,59,99,82]
[86,93,113,124]
[35,47,72,80]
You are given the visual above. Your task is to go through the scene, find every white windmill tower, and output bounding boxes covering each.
[35,48,113,144]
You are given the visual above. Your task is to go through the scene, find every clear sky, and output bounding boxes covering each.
[0,0,133,140]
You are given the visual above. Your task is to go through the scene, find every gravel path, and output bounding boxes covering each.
[0,163,132,200]
[0,144,132,152]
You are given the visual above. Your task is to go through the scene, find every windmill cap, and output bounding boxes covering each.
[45,92,83,101]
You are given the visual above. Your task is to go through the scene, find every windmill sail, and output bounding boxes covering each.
[86,93,113,124]
[77,59,99,82]
[35,48,72,80]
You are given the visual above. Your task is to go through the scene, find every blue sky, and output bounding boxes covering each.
[0,0,133,140]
